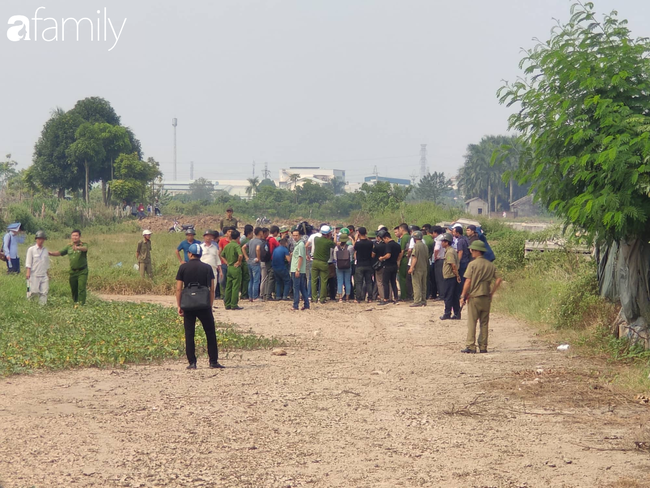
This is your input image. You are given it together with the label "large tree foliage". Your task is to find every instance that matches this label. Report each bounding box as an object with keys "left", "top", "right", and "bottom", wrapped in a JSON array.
[
  {"left": 31, "top": 97, "right": 141, "bottom": 201},
  {"left": 498, "top": 3, "right": 650, "bottom": 241},
  {"left": 412, "top": 172, "right": 452, "bottom": 204},
  {"left": 360, "top": 181, "right": 411, "bottom": 212},
  {"left": 498, "top": 2, "right": 650, "bottom": 331},
  {"left": 188, "top": 177, "right": 215, "bottom": 202},
  {"left": 66, "top": 123, "right": 106, "bottom": 203},
  {"left": 110, "top": 153, "right": 161, "bottom": 203}
]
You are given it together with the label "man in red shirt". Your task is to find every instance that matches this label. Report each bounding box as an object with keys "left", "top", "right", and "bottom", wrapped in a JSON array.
[
  {"left": 217, "top": 227, "right": 233, "bottom": 298},
  {"left": 264, "top": 225, "right": 280, "bottom": 300}
]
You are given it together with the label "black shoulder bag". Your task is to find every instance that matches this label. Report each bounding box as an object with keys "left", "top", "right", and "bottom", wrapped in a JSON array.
[{"left": 180, "top": 282, "right": 211, "bottom": 311}]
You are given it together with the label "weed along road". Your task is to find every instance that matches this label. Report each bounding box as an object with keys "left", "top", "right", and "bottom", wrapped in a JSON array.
[{"left": 1, "top": 297, "right": 649, "bottom": 488}]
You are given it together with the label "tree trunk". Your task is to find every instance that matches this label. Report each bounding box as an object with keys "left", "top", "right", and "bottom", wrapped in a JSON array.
[
  {"left": 597, "top": 239, "right": 650, "bottom": 347},
  {"left": 509, "top": 178, "right": 514, "bottom": 205},
  {"left": 494, "top": 194, "right": 498, "bottom": 214},
  {"left": 57, "top": 188, "right": 65, "bottom": 199},
  {"left": 101, "top": 180, "right": 107, "bottom": 206},
  {"left": 487, "top": 183, "right": 491, "bottom": 215},
  {"left": 85, "top": 160, "right": 89, "bottom": 204}
]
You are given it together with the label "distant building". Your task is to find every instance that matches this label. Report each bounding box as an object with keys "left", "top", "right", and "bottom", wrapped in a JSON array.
[
  {"left": 465, "top": 197, "right": 489, "bottom": 216},
  {"left": 279, "top": 167, "right": 345, "bottom": 189},
  {"left": 510, "top": 194, "right": 544, "bottom": 218},
  {"left": 162, "top": 180, "right": 258, "bottom": 199},
  {"left": 363, "top": 176, "right": 411, "bottom": 187}
]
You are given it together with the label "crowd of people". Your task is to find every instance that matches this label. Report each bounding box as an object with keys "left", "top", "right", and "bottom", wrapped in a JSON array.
[{"left": 2, "top": 210, "right": 502, "bottom": 370}]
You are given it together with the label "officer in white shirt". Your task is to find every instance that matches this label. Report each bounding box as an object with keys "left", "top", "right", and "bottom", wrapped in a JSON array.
[
  {"left": 200, "top": 230, "right": 222, "bottom": 300},
  {"left": 25, "top": 230, "right": 51, "bottom": 305}
]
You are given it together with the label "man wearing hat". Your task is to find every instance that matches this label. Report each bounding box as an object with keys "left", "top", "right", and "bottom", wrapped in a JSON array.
[
  {"left": 25, "top": 231, "right": 50, "bottom": 305},
  {"left": 175, "top": 243, "right": 223, "bottom": 369},
  {"left": 200, "top": 230, "right": 222, "bottom": 298},
  {"left": 459, "top": 240, "right": 502, "bottom": 353},
  {"left": 136, "top": 230, "right": 154, "bottom": 280},
  {"left": 440, "top": 233, "right": 461, "bottom": 320},
  {"left": 408, "top": 231, "right": 429, "bottom": 307},
  {"left": 219, "top": 208, "right": 238, "bottom": 231},
  {"left": 311, "top": 225, "right": 336, "bottom": 304},
  {"left": 3, "top": 223, "right": 21, "bottom": 274},
  {"left": 175, "top": 229, "right": 197, "bottom": 263}
]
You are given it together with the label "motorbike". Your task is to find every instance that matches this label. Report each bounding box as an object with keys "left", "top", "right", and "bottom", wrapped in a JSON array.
[
  {"left": 168, "top": 220, "right": 195, "bottom": 233},
  {"left": 255, "top": 216, "right": 271, "bottom": 226}
]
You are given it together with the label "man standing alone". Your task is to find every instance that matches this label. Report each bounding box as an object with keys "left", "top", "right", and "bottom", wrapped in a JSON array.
[
  {"left": 460, "top": 240, "right": 502, "bottom": 354},
  {"left": 49, "top": 230, "right": 89, "bottom": 305},
  {"left": 25, "top": 231, "right": 50, "bottom": 305},
  {"left": 408, "top": 231, "right": 429, "bottom": 307},
  {"left": 175, "top": 243, "right": 223, "bottom": 369},
  {"left": 136, "top": 230, "right": 154, "bottom": 280},
  {"left": 219, "top": 207, "right": 238, "bottom": 231}
]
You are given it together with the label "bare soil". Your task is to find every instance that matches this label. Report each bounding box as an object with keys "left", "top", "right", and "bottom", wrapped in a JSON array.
[{"left": 1, "top": 297, "right": 649, "bottom": 488}]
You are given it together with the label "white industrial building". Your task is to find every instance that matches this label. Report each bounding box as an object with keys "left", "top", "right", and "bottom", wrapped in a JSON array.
[
  {"left": 162, "top": 180, "right": 253, "bottom": 199},
  {"left": 278, "top": 167, "right": 345, "bottom": 189}
]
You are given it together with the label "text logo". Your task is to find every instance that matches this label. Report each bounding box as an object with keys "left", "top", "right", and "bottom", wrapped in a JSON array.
[{"left": 6, "top": 7, "right": 127, "bottom": 51}]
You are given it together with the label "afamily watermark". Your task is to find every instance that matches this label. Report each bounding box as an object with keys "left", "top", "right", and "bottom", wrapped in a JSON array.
[{"left": 7, "top": 7, "right": 127, "bottom": 51}]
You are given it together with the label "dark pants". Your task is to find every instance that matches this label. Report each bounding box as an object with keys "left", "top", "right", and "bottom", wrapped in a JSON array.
[
  {"left": 443, "top": 277, "right": 460, "bottom": 317},
  {"left": 434, "top": 260, "right": 445, "bottom": 298},
  {"left": 292, "top": 273, "right": 310, "bottom": 310},
  {"left": 183, "top": 308, "right": 219, "bottom": 365},
  {"left": 70, "top": 269, "right": 88, "bottom": 304},
  {"left": 459, "top": 261, "right": 469, "bottom": 289},
  {"left": 328, "top": 264, "right": 337, "bottom": 300},
  {"left": 355, "top": 265, "right": 374, "bottom": 301},
  {"left": 383, "top": 265, "right": 399, "bottom": 301},
  {"left": 429, "top": 262, "right": 437, "bottom": 298},
  {"left": 6, "top": 258, "right": 19, "bottom": 274},
  {"left": 274, "top": 266, "right": 291, "bottom": 299}
]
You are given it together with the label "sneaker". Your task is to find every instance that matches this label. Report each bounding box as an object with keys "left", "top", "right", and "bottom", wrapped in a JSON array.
[
  {"left": 460, "top": 348, "right": 476, "bottom": 354},
  {"left": 186, "top": 363, "right": 197, "bottom": 370},
  {"left": 230, "top": 306, "right": 244, "bottom": 311}
]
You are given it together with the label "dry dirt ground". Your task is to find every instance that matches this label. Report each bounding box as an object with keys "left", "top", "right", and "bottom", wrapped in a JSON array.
[{"left": 1, "top": 296, "right": 650, "bottom": 488}]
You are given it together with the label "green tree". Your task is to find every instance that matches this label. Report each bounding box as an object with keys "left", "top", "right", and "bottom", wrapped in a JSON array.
[
  {"left": 498, "top": 2, "right": 650, "bottom": 331},
  {"left": 96, "top": 123, "right": 132, "bottom": 205},
  {"left": 66, "top": 123, "right": 106, "bottom": 203},
  {"left": 326, "top": 176, "right": 347, "bottom": 195},
  {"left": 360, "top": 181, "right": 411, "bottom": 212},
  {"left": 296, "top": 181, "right": 334, "bottom": 206},
  {"left": 188, "top": 177, "right": 215, "bottom": 202},
  {"left": 413, "top": 172, "right": 452, "bottom": 204},
  {"left": 111, "top": 153, "right": 161, "bottom": 203},
  {"left": 246, "top": 177, "right": 260, "bottom": 198},
  {"left": 0, "top": 154, "right": 18, "bottom": 191}
]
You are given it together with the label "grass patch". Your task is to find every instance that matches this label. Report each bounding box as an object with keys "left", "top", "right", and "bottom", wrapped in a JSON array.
[
  {"left": 493, "top": 250, "right": 650, "bottom": 392},
  {"left": 0, "top": 274, "right": 282, "bottom": 376}
]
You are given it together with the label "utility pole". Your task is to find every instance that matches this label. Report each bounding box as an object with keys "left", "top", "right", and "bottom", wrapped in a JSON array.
[
  {"left": 252, "top": 161, "right": 256, "bottom": 177},
  {"left": 409, "top": 172, "right": 418, "bottom": 185},
  {"left": 190, "top": 161, "right": 194, "bottom": 181},
  {"left": 419, "top": 144, "right": 428, "bottom": 180},
  {"left": 263, "top": 162, "right": 271, "bottom": 179},
  {"left": 172, "top": 118, "right": 178, "bottom": 181}
]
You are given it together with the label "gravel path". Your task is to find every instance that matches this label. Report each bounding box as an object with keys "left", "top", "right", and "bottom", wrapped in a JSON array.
[{"left": 1, "top": 296, "right": 648, "bottom": 487}]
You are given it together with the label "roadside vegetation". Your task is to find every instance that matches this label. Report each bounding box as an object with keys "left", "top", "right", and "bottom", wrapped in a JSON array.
[{"left": 0, "top": 274, "right": 282, "bottom": 376}]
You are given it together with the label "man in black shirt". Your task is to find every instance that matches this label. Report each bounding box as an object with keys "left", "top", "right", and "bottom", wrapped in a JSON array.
[
  {"left": 175, "top": 243, "right": 223, "bottom": 370},
  {"left": 377, "top": 232, "right": 401, "bottom": 305},
  {"left": 353, "top": 227, "right": 374, "bottom": 303}
]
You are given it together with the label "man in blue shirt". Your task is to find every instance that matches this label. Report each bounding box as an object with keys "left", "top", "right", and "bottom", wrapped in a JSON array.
[
  {"left": 3, "top": 223, "right": 21, "bottom": 274},
  {"left": 272, "top": 238, "right": 291, "bottom": 300},
  {"left": 175, "top": 229, "right": 197, "bottom": 263}
]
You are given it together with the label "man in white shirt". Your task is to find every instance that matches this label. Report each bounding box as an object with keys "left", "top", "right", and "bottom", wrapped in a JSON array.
[
  {"left": 200, "top": 231, "right": 222, "bottom": 300},
  {"left": 25, "top": 230, "right": 50, "bottom": 305}
]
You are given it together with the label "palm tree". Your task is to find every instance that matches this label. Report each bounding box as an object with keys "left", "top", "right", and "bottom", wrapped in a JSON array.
[
  {"left": 246, "top": 177, "right": 260, "bottom": 198},
  {"left": 458, "top": 138, "right": 507, "bottom": 214},
  {"left": 289, "top": 173, "right": 300, "bottom": 190}
]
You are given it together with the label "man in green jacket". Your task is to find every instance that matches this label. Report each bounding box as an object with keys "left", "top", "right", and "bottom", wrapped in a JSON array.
[
  {"left": 311, "top": 225, "right": 335, "bottom": 304},
  {"left": 222, "top": 229, "right": 244, "bottom": 310},
  {"left": 49, "top": 229, "right": 89, "bottom": 305}
]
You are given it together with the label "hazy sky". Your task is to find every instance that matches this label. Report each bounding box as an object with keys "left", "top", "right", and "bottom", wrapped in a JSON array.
[{"left": 2, "top": 0, "right": 649, "bottom": 183}]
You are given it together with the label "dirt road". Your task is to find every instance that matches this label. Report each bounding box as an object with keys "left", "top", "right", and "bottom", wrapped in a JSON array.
[{"left": 1, "top": 297, "right": 649, "bottom": 488}]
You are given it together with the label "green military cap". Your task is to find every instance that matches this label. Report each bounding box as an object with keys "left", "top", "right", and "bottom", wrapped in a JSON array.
[
  {"left": 279, "top": 226, "right": 289, "bottom": 233},
  {"left": 442, "top": 233, "right": 453, "bottom": 243},
  {"left": 412, "top": 231, "right": 423, "bottom": 240},
  {"left": 469, "top": 240, "right": 487, "bottom": 252},
  {"left": 367, "top": 231, "right": 377, "bottom": 238},
  {"left": 35, "top": 230, "right": 47, "bottom": 239}
]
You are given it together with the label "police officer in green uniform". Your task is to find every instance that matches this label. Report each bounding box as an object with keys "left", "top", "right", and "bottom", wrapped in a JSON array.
[
  {"left": 222, "top": 229, "right": 244, "bottom": 310},
  {"left": 459, "top": 240, "right": 502, "bottom": 354},
  {"left": 219, "top": 208, "right": 238, "bottom": 231},
  {"left": 49, "top": 229, "right": 89, "bottom": 305},
  {"left": 408, "top": 231, "right": 429, "bottom": 307}
]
